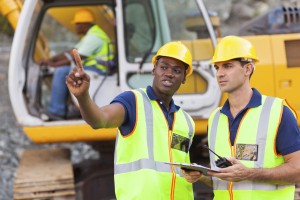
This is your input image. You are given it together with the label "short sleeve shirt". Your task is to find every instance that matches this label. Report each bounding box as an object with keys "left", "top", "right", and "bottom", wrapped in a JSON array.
[{"left": 75, "top": 25, "right": 103, "bottom": 57}]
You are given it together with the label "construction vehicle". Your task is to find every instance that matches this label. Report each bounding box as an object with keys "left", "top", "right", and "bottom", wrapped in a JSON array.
[{"left": 1, "top": 0, "right": 300, "bottom": 199}]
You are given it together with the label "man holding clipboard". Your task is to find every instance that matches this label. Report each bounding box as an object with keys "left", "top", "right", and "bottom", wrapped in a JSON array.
[{"left": 182, "top": 36, "right": 300, "bottom": 200}]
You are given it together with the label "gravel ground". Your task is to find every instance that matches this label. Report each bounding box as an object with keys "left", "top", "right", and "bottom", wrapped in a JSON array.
[
  {"left": 0, "top": 42, "right": 99, "bottom": 200},
  {"left": 0, "top": 45, "right": 23, "bottom": 200}
]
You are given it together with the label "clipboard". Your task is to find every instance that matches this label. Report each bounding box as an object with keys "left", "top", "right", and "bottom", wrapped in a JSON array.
[{"left": 164, "top": 162, "right": 220, "bottom": 175}]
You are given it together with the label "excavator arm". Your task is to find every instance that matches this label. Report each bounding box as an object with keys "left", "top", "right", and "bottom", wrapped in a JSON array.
[
  {"left": 0, "top": 0, "right": 49, "bottom": 60},
  {"left": 0, "top": 0, "right": 22, "bottom": 30}
]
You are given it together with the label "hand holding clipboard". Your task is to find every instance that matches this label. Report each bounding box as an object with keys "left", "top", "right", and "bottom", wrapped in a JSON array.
[{"left": 164, "top": 162, "right": 219, "bottom": 176}]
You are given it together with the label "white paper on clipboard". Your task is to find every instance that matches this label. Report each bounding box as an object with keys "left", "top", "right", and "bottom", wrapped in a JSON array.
[{"left": 164, "top": 162, "right": 220, "bottom": 176}]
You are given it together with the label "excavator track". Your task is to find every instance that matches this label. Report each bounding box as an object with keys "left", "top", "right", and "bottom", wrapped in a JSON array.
[{"left": 13, "top": 148, "right": 75, "bottom": 200}]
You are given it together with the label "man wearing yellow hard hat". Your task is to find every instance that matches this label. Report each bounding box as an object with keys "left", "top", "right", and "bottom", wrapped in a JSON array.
[
  {"left": 182, "top": 35, "right": 300, "bottom": 200},
  {"left": 66, "top": 41, "right": 196, "bottom": 199},
  {"left": 39, "top": 9, "right": 114, "bottom": 121}
]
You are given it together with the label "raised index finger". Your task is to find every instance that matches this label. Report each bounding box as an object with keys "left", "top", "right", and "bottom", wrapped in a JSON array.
[{"left": 72, "top": 49, "right": 84, "bottom": 72}]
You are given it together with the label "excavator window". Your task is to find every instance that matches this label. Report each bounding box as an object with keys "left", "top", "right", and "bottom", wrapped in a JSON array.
[
  {"left": 285, "top": 39, "right": 300, "bottom": 68},
  {"left": 123, "top": 0, "right": 155, "bottom": 63}
]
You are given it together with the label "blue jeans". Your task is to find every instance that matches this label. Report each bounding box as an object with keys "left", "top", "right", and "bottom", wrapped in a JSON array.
[{"left": 48, "top": 65, "right": 106, "bottom": 117}]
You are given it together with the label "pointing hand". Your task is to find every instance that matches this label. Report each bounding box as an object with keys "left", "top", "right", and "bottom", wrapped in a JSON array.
[{"left": 65, "top": 49, "right": 90, "bottom": 97}]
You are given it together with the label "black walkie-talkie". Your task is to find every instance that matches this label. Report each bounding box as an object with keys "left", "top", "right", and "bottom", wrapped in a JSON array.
[{"left": 203, "top": 145, "right": 232, "bottom": 168}]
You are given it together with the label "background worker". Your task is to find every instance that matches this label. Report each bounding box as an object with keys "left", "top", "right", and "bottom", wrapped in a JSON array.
[
  {"left": 40, "top": 9, "right": 114, "bottom": 120},
  {"left": 182, "top": 35, "right": 300, "bottom": 200},
  {"left": 66, "top": 41, "right": 196, "bottom": 199}
]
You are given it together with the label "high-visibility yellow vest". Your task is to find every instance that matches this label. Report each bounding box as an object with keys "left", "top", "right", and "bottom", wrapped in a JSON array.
[
  {"left": 82, "top": 25, "right": 114, "bottom": 72},
  {"left": 114, "top": 88, "right": 195, "bottom": 200},
  {"left": 208, "top": 95, "right": 295, "bottom": 200}
]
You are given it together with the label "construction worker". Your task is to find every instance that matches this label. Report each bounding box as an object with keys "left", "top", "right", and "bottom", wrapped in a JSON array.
[
  {"left": 66, "top": 41, "right": 195, "bottom": 199},
  {"left": 40, "top": 9, "right": 114, "bottom": 120},
  {"left": 182, "top": 36, "right": 300, "bottom": 200}
]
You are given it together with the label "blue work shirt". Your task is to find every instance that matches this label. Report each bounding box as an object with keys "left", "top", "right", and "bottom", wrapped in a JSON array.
[
  {"left": 111, "top": 85, "right": 180, "bottom": 136},
  {"left": 220, "top": 88, "right": 300, "bottom": 155}
]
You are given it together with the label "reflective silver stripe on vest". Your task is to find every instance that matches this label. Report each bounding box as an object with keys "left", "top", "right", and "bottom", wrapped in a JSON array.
[
  {"left": 138, "top": 88, "right": 154, "bottom": 160},
  {"left": 115, "top": 158, "right": 173, "bottom": 174},
  {"left": 209, "top": 110, "right": 221, "bottom": 190},
  {"left": 211, "top": 97, "right": 291, "bottom": 190},
  {"left": 182, "top": 111, "right": 194, "bottom": 149},
  {"left": 209, "top": 110, "right": 220, "bottom": 168},
  {"left": 255, "top": 97, "right": 275, "bottom": 169},
  {"left": 114, "top": 89, "right": 191, "bottom": 176}
]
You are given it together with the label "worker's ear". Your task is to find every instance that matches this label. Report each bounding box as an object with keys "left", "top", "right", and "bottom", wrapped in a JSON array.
[
  {"left": 181, "top": 69, "right": 187, "bottom": 84},
  {"left": 152, "top": 66, "right": 156, "bottom": 74},
  {"left": 182, "top": 76, "right": 186, "bottom": 84},
  {"left": 245, "top": 63, "right": 253, "bottom": 76}
]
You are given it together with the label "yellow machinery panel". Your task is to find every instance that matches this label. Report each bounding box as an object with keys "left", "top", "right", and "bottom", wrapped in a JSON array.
[{"left": 24, "top": 125, "right": 117, "bottom": 144}]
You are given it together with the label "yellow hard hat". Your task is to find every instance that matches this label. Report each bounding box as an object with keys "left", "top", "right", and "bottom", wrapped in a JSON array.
[
  {"left": 211, "top": 35, "right": 259, "bottom": 64},
  {"left": 72, "top": 9, "right": 95, "bottom": 24},
  {"left": 152, "top": 41, "right": 193, "bottom": 77}
]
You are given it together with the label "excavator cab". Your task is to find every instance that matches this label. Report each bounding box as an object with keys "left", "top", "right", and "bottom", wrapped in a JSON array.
[
  {"left": 8, "top": 0, "right": 220, "bottom": 143},
  {"left": 29, "top": 5, "right": 117, "bottom": 120}
]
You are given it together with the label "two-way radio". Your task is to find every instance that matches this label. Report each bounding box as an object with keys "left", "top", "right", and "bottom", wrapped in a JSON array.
[{"left": 202, "top": 145, "right": 232, "bottom": 168}]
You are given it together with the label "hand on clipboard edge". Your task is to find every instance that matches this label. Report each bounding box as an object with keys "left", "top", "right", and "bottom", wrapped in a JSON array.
[{"left": 164, "top": 162, "right": 220, "bottom": 176}]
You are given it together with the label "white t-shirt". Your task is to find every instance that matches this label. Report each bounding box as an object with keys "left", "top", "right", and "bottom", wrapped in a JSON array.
[{"left": 75, "top": 31, "right": 103, "bottom": 57}]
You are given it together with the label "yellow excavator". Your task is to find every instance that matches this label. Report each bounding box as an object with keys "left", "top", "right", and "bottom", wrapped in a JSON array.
[{"left": 1, "top": 0, "right": 300, "bottom": 199}]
